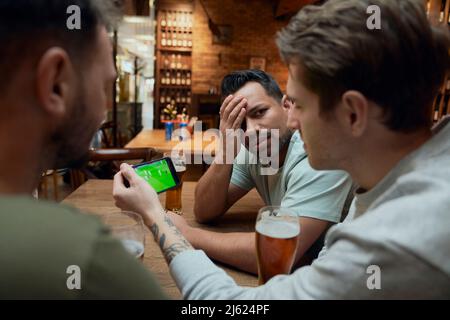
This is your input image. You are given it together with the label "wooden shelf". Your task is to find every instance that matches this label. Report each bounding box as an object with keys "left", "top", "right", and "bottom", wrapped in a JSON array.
[
  {"left": 160, "top": 67, "right": 191, "bottom": 71},
  {"left": 159, "top": 84, "right": 192, "bottom": 89},
  {"left": 157, "top": 46, "right": 193, "bottom": 53},
  {"left": 154, "top": 1, "right": 194, "bottom": 129},
  {"left": 160, "top": 26, "right": 193, "bottom": 33}
]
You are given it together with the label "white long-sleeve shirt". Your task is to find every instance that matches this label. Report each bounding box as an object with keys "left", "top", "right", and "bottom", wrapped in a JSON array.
[{"left": 169, "top": 117, "right": 450, "bottom": 299}]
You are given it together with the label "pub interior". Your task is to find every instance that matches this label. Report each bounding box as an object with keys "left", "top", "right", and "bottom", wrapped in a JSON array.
[{"left": 1, "top": 0, "right": 450, "bottom": 302}]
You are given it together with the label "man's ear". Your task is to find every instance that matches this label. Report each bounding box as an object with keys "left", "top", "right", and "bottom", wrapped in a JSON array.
[
  {"left": 281, "top": 95, "right": 292, "bottom": 112},
  {"left": 35, "top": 48, "right": 74, "bottom": 119},
  {"left": 340, "top": 90, "right": 369, "bottom": 137}
]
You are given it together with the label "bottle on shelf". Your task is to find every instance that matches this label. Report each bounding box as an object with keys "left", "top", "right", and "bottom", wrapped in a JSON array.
[
  {"left": 188, "top": 13, "right": 193, "bottom": 29},
  {"left": 171, "top": 71, "right": 176, "bottom": 85},
  {"left": 172, "top": 32, "right": 177, "bottom": 47},
  {"left": 181, "top": 12, "right": 186, "bottom": 29},
  {"left": 167, "top": 30, "right": 172, "bottom": 46},
  {"left": 170, "top": 54, "right": 176, "bottom": 69},
  {"left": 187, "top": 91, "right": 191, "bottom": 104},
  {"left": 181, "top": 71, "right": 186, "bottom": 85},
  {"left": 161, "top": 31, "right": 167, "bottom": 47},
  {"left": 167, "top": 11, "right": 172, "bottom": 28},
  {"left": 187, "top": 32, "right": 193, "bottom": 48},
  {"left": 176, "top": 54, "right": 182, "bottom": 69},
  {"left": 179, "top": 12, "right": 185, "bottom": 29},
  {"left": 165, "top": 71, "right": 170, "bottom": 85},
  {"left": 173, "top": 11, "right": 178, "bottom": 28},
  {"left": 181, "top": 90, "right": 186, "bottom": 104},
  {"left": 161, "top": 11, "right": 167, "bottom": 27},
  {"left": 162, "top": 72, "right": 166, "bottom": 85},
  {"left": 184, "top": 12, "right": 189, "bottom": 29},
  {"left": 176, "top": 71, "right": 181, "bottom": 85},
  {"left": 163, "top": 54, "right": 169, "bottom": 69},
  {"left": 165, "top": 90, "right": 170, "bottom": 104},
  {"left": 177, "top": 33, "right": 183, "bottom": 47},
  {"left": 186, "top": 71, "right": 191, "bottom": 86},
  {"left": 174, "top": 11, "right": 179, "bottom": 29},
  {"left": 182, "top": 32, "right": 188, "bottom": 48}
]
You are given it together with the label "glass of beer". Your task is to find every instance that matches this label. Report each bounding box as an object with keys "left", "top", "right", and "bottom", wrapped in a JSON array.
[
  {"left": 102, "top": 210, "right": 145, "bottom": 261},
  {"left": 255, "top": 206, "right": 300, "bottom": 285},
  {"left": 164, "top": 151, "right": 186, "bottom": 214}
]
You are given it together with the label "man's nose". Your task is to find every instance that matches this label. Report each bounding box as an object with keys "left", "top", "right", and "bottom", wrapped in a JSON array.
[{"left": 245, "top": 119, "right": 260, "bottom": 133}]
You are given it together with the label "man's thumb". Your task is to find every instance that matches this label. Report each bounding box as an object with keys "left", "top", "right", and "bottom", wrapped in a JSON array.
[{"left": 120, "top": 163, "right": 137, "bottom": 185}]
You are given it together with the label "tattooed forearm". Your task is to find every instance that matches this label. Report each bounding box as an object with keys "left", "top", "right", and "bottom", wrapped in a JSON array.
[
  {"left": 159, "top": 233, "right": 166, "bottom": 249},
  {"left": 163, "top": 242, "right": 192, "bottom": 264},
  {"left": 164, "top": 215, "right": 176, "bottom": 227},
  {"left": 149, "top": 215, "right": 193, "bottom": 264},
  {"left": 164, "top": 215, "right": 185, "bottom": 238},
  {"left": 150, "top": 223, "right": 159, "bottom": 241}
]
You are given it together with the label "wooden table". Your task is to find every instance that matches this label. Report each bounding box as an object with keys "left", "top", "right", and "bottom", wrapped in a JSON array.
[
  {"left": 126, "top": 129, "right": 219, "bottom": 158},
  {"left": 63, "top": 180, "right": 263, "bottom": 299}
]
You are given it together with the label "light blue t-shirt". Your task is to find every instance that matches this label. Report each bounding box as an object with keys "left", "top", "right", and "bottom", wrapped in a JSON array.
[{"left": 230, "top": 131, "right": 352, "bottom": 222}]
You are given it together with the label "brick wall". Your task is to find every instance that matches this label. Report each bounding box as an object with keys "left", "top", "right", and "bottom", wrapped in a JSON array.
[{"left": 192, "top": 0, "right": 290, "bottom": 94}]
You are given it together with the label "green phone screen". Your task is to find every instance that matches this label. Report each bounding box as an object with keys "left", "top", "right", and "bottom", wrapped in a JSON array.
[{"left": 134, "top": 159, "right": 177, "bottom": 193}]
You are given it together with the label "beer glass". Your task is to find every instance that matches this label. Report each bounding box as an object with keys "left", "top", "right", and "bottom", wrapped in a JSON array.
[
  {"left": 255, "top": 206, "right": 300, "bottom": 285},
  {"left": 102, "top": 211, "right": 145, "bottom": 261},
  {"left": 164, "top": 151, "right": 186, "bottom": 214}
]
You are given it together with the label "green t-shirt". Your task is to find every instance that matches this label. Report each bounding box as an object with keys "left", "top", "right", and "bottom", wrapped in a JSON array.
[
  {"left": 231, "top": 131, "right": 352, "bottom": 222},
  {"left": 0, "top": 196, "right": 167, "bottom": 299}
]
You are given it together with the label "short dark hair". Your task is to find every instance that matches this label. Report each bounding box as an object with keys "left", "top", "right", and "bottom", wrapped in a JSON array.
[
  {"left": 221, "top": 69, "right": 284, "bottom": 103},
  {"left": 0, "top": 0, "right": 122, "bottom": 93},
  {"left": 276, "top": 0, "right": 450, "bottom": 132}
]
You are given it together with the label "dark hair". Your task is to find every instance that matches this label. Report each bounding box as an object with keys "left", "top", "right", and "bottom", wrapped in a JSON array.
[
  {"left": 276, "top": 0, "right": 450, "bottom": 132},
  {"left": 221, "top": 69, "right": 284, "bottom": 103},
  {"left": 0, "top": 0, "right": 122, "bottom": 92}
]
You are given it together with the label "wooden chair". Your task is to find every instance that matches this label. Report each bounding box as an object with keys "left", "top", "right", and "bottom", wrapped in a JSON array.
[
  {"left": 38, "top": 168, "right": 72, "bottom": 201},
  {"left": 38, "top": 170, "right": 59, "bottom": 200},
  {"left": 70, "top": 147, "right": 162, "bottom": 190},
  {"left": 98, "top": 121, "right": 127, "bottom": 148},
  {"left": 99, "top": 121, "right": 115, "bottom": 148}
]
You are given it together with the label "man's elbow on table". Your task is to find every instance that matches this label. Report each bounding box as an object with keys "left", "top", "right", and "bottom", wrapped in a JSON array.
[
  {"left": 193, "top": 207, "right": 225, "bottom": 224},
  {"left": 193, "top": 192, "right": 225, "bottom": 224}
]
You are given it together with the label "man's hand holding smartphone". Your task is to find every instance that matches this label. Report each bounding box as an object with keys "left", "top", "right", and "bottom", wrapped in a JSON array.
[{"left": 113, "top": 163, "right": 164, "bottom": 226}]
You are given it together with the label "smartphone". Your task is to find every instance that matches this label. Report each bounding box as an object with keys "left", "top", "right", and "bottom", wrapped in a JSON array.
[{"left": 132, "top": 157, "right": 181, "bottom": 194}]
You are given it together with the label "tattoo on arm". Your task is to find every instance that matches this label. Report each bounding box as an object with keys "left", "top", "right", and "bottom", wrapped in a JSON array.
[
  {"left": 149, "top": 216, "right": 193, "bottom": 264},
  {"left": 163, "top": 242, "right": 192, "bottom": 264},
  {"left": 150, "top": 223, "right": 159, "bottom": 242},
  {"left": 159, "top": 233, "right": 166, "bottom": 249}
]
